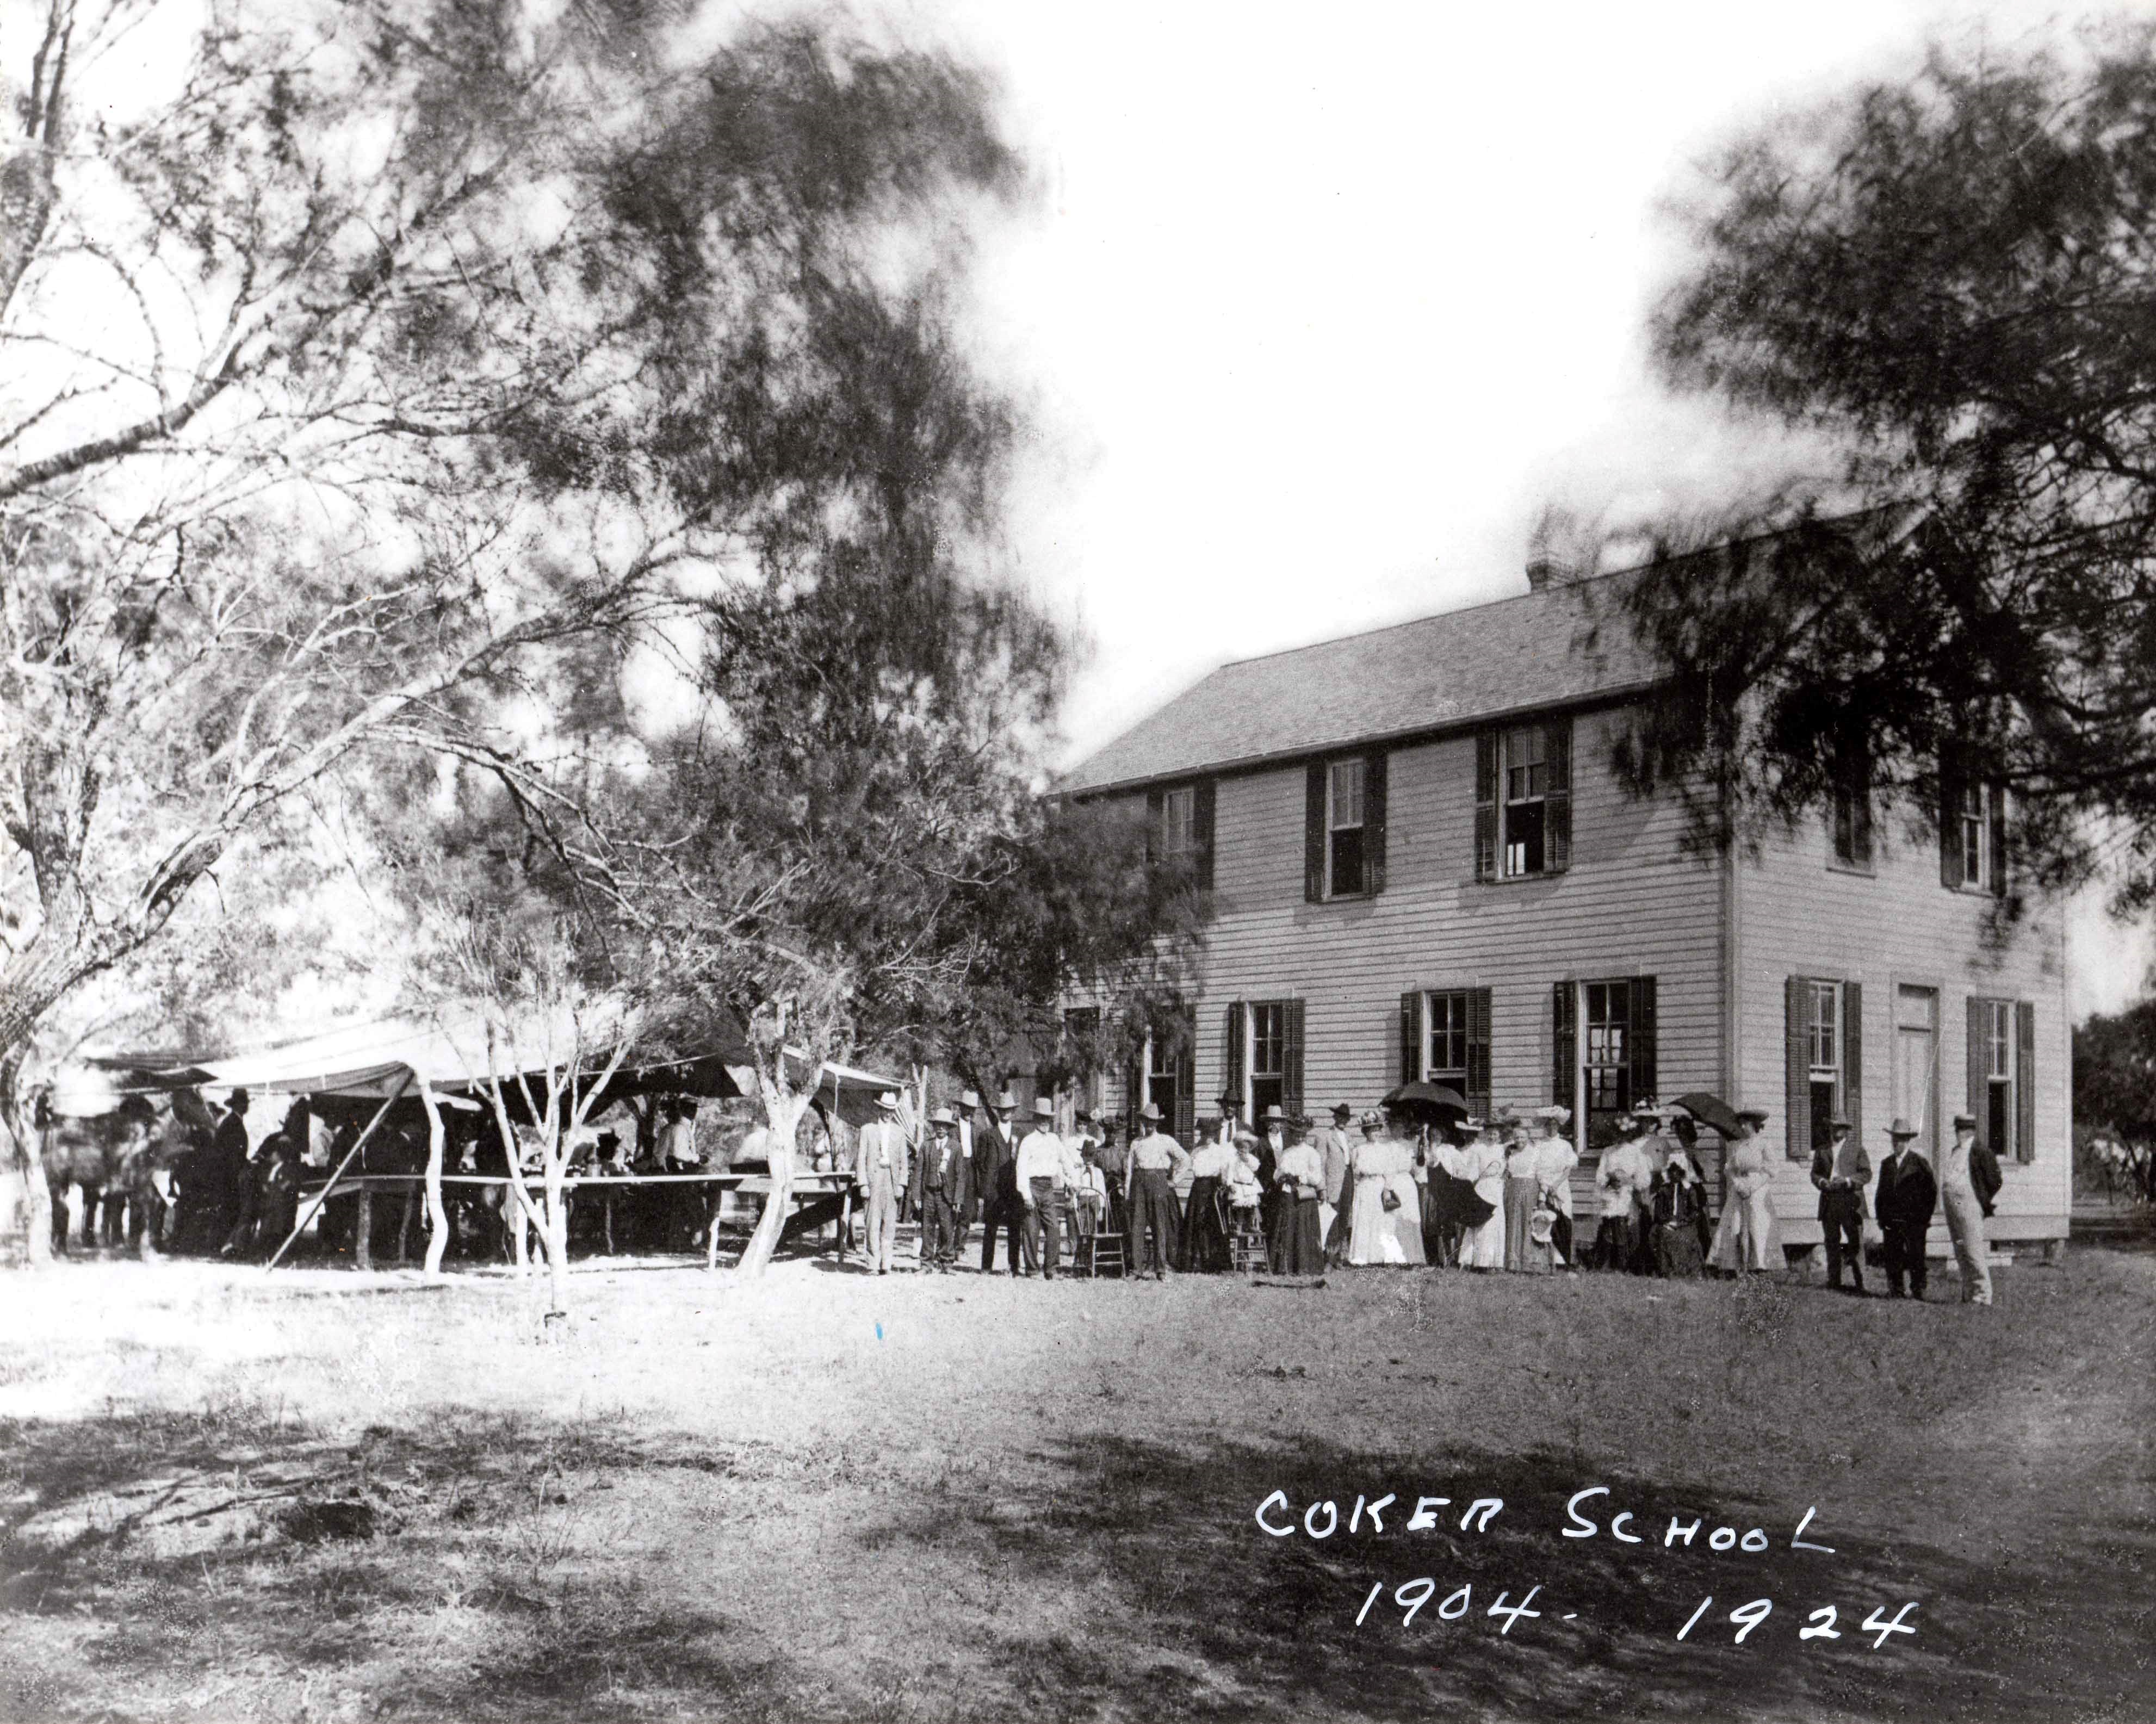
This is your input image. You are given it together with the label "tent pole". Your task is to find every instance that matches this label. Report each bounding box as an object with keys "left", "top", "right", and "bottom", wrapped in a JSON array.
[{"left": 265, "top": 1069, "right": 414, "bottom": 1273}]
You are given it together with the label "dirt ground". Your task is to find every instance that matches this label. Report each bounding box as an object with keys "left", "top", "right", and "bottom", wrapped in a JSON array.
[{"left": 1, "top": 1237, "right": 2151, "bottom": 1723}]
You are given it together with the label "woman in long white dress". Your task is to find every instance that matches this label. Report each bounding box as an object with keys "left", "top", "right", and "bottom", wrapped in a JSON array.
[
  {"left": 1346, "top": 1130, "right": 1423, "bottom": 1266},
  {"left": 1459, "top": 1119, "right": 1508, "bottom": 1270},
  {"left": 1708, "top": 1111, "right": 1779, "bottom": 1273},
  {"left": 1532, "top": 1107, "right": 1579, "bottom": 1269}
]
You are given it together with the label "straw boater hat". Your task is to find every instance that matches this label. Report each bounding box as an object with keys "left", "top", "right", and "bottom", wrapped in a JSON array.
[
  {"left": 928, "top": 1107, "right": 956, "bottom": 1127},
  {"left": 1031, "top": 1096, "right": 1055, "bottom": 1119},
  {"left": 1138, "top": 1101, "right": 1164, "bottom": 1123},
  {"left": 1952, "top": 1111, "right": 1977, "bottom": 1130},
  {"left": 1737, "top": 1107, "right": 1769, "bottom": 1125},
  {"left": 1887, "top": 1118, "right": 1920, "bottom": 1139}
]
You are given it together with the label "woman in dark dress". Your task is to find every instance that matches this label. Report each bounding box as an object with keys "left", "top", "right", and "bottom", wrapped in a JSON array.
[
  {"left": 1178, "top": 1134, "right": 1236, "bottom": 1272},
  {"left": 1267, "top": 1123, "right": 1327, "bottom": 1274}
]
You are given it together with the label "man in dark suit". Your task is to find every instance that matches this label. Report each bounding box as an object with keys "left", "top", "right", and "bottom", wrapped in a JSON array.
[
  {"left": 1874, "top": 1118, "right": 1937, "bottom": 1300},
  {"left": 915, "top": 1107, "right": 969, "bottom": 1270},
  {"left": 976, "top": 1089, "right": 1031, "bottom": 1274},
  {"left": 1810, "top": 1115, "right": 1872, "bottom": 1295}
]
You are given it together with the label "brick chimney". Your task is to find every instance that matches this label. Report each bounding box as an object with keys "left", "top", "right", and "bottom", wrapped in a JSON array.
[{"left": 1525, "top": 556, "right": 1560, "bottom": 591}]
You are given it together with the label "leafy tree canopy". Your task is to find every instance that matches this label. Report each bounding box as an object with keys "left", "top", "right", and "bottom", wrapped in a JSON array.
[{"left": 1606, "top": 22, "right": 2156, "bottom": 914}]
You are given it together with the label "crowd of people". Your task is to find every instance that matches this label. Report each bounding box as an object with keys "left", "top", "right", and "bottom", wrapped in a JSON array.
[{"left": 871, "top": 1086, "right": 2005, "bottom": 1303}]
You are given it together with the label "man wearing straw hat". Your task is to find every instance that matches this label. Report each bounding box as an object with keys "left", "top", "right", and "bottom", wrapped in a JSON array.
[
  {"left": 1810, "top": 1114, "right": 1873, "bottom": 1295},
  {"left": 1014, "top": 1095, "right": 1074, "bottom": 1279},
  {"left": 857, "top": 1092, "right": 911, "bottom": 1275},
  {"left": 1874, "top": 1118, "right": 1937, "bottom": 1300},
  {"left": 916, "top": 1107, "right": 968, "bottom": 1271},
  {"left": 977, "top": 1089, "right": 1032, "bottom": 1275}
]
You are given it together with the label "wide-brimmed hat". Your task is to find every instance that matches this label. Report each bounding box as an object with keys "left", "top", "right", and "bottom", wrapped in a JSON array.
[
  {"left": 928, "top": 1107, "right": 956, "bottom": 1127},
  {"left": 1031, "top": 1096, "right": 1055, "bottom": 1119},
  {"left": 1830, "top": 1115, "right": 1853, "bottom": 1131},
  {"left": 960, "top": 1089, "right": 982, "bottom": 1109},
  {"left": 1492, "top": 1106, "right": 1521, "bottom": 1125},
  {"left": 875, "top": 1092, "right": 901, "bottom": 1111},
  {"left": 1331, "top": 1102, "right": 1353, "bottom": 1120},
  {"left": 1075, "top": 1106, "right": 1096, "bottom": 1123},
  {"left": 1234, "top": 1129, "right": 1260, "bottom": 1147},
  {"left": 1534, "top": 1105, "right": 1571, "bottom": 1124},
  {"left": 1887, "top": 1117, "right": 1920, "bottom": 1139},
  {"left": 1138, "top": 1101, "right": 1164, "bottom": 1123},
  {"left": 228, "top": 1087, "right": 251, "bottom": 1107},
  {"left": 1217, "top": 1090, "right": 1239, "bottom": 1109},
  {"left": 1736, "top": 1107, "right": 1769, "bottom": 1125},
  {"left": 1952, "top": 1111, "right": 1977, "bottom": 1130},
  {"left": 993, "top": 1090, "right": 1018, "bottom": 1110},
  {"left": 1461, "top": 1115, "right": 1485, "bottom": 1132},
  {"left": 1359, "top": 1110, "right": 1384, "bottom": 1130}
]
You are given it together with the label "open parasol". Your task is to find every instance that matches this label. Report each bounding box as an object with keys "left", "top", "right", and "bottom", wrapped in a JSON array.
[
  {"left": 1381, "top": 1081, "right": 1469, "bottom": 1124},
  {"left": 1670, "top": 1092, "right": 1743, "bottom": 1137}
]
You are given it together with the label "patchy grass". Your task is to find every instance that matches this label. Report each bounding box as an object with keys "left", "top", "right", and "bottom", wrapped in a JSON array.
[{"left": 0, "top": 1248, "right": 2151, "bottom": 1722}]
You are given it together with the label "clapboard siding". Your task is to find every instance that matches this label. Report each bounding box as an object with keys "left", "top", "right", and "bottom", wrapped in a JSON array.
[
  {"left": 1192, "top": 712, "right": 1724, "bottom": 1139},
  {"left": 1733, "top": 807, "right": 2071, "bottom": 1247}
]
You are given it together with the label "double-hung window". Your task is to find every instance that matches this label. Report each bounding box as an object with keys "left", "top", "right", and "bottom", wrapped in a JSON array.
[
  {"left": 1476, "top": 720, "right": 1571, "bottom": 881},
  {"left": 1327, "top": 759, "right": 1366, "bottom": 897},
  {"left": 1807, "top": 980, "right": 1844, "bottom": 1156}
]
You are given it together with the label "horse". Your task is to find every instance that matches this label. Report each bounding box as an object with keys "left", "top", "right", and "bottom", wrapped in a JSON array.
[{"left": 37, "top": 1088, "right": 202, "bottom": 1258}]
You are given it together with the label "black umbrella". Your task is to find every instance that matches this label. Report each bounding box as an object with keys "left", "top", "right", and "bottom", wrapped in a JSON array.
[
  {"left": 1671, "top": 1092, "right": 1743, "bottom": 1137},
  {"left": 1381, "top": 1081, "right": 1469, "bottom": 1123}
]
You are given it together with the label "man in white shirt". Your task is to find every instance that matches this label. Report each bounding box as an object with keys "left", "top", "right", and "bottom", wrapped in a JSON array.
[
  {"left": 1013, "top": 1096, "right": 1071, "bottom": 1279},
  {"left": 856, "top": 1093, "right": 910, "bottom": 1275}
]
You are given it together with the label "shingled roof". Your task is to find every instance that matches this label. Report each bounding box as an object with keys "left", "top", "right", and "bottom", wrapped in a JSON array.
[{"left": 1058, "top": 568, "right": 1662, "bottom": 795}]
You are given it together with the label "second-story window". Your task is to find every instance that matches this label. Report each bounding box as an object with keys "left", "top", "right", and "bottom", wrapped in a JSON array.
[
  {"left": 1830, "top": 746, "right": 1874, "bottom": 871},
  {"left": 1160, "top": 786, "right": 1195, "bottom": 862},
  {"left": 1503, "top": 725, "right": 1547, "bottom": 877},
  {"left": 1476, "top": 719, "right": 1571, "bottom": 882},
  {"left": 1327, "top": 758, "right": 1366, "bottom": 896},
  {"left": 1956, "top": 783, "right": 1988, "bottom": 887}
]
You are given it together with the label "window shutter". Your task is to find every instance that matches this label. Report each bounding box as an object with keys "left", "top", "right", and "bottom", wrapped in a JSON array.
[
  {"left": 1628, "top": 975, "right": 1657, "bottom": 1105},
  {"left": 1467, "top": 987, "right": 1493, "bottom": 1123},
  {"left": 1174, "top": 1005, "right": 1197, "bottom": 1146},
  {"left": 1145, "top": 788, "right": 1162, "bottom": 869},
  {"left": 1399, "top": 990, "right": 1422, "bottom": 1086},
  {"left": 1193, "top": 778, "right": 1216, "bottom": 894},
  {"left": 1785, "top": 975, "right": 1811, "bottom": 1161},
  {"left": 1304, "top": 763, "right": 1326, "bottom": 902},
  {"left": 1552, "top": 982, "right": 1575, "bottom": 1115},
  {"left": 1545, "top": 718, "right": 1573, "bottom": 873},
  {"left": 1125, "top": 1049, "right": 1143, "bottom": 1137},
  {"left": 1364, "top": 749, "right": 1388, "bottom": 896},
  {"left": 1224, "top": 1002, "right": 1245, "bottom": 1117},
  {"left": 1843, "top": 981, "right": 1863, "bottom": 1156},
  {"left": 2014, "top": 1000, "right": 2036, "bottom": 1164},
  {"left": 1966, "top": 997, "right": 1989, "bottom": 1157},
  {"left": 1938, "top": 761, "right": 1961, "bottom": 888},
  {"left": 1283, "top": 999, "right": 1306, "bottom": 1122},
  {"left": 1474, "top": 731, "right": 1498, "bottom": 881},
  {"left": 1988, "top": 785, "right": 2008, "bottom": 897}
]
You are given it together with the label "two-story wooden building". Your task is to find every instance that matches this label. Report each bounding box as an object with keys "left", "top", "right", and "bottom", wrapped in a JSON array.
[{"left": 1059, "top": 565, "right": 2071, "bottom": 1257}]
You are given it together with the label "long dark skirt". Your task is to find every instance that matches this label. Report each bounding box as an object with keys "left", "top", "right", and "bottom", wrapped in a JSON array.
[
  {"left": 1268, "top": 1194, "right": 1324, "bottom": 1275},
  {"left": 1179, "top": 1176, "right": 1232, "bottom": 1272}
]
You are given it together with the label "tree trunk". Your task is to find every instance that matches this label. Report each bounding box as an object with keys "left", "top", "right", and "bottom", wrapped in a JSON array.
[
  {"left": 734, "top": 1090, "right": 810, "bottom": 1279},
  {"left": 542, "top": 1159, "right": 568, "bottom": 1317},
  {"left": 419, "top": 1079, "right": 450, "bottom": 1280}
]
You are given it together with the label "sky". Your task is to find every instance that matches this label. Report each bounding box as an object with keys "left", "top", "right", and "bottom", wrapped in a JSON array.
[{"left": 899, "top": 0, "right": 2156, "bottom": 1019}]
